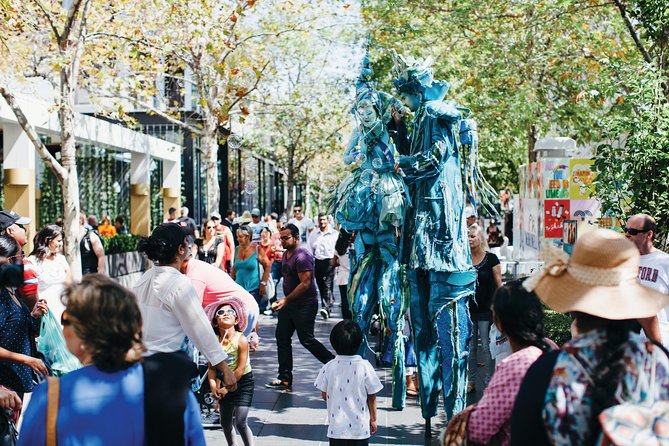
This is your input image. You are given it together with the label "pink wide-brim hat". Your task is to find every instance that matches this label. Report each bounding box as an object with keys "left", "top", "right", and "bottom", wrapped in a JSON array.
[{"left": 204, "top": 296, "right": 247, "bottom": 333}]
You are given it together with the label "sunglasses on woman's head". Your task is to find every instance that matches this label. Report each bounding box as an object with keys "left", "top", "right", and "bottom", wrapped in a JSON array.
[
  {"left": 216, "top": 309, "right": 236, "bottom": 317},
  {"left": 61, "top": 311, "right": 71, "bottom": 326}
]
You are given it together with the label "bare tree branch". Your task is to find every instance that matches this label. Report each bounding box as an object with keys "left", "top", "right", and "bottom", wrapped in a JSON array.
[
  {"left": 224, "top": 60, "right": 270, "bottom": 114},
  {"left": 97, "top": 93, "right": 204, "bottom": 135},
  {"left": 0, "top": 85, "right": 68, "bottom": 181},
  {"left": 60, "top": 0, "right": 86, "bottom": 47},
  {"left": 30, "top": 0, "right": 62, "bottom": 44},
  {"left": 613, "top": 0, "right": 652, "bottom": 64}
]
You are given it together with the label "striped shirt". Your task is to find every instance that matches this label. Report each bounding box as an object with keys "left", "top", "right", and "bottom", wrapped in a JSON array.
[{"left": 19, "top": 257, "right": 39, "bottom": 301}]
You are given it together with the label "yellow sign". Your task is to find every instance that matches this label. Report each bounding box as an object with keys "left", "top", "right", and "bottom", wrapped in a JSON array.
[{"left": 570, "top": 159, "right": 596, "bottom": 199}]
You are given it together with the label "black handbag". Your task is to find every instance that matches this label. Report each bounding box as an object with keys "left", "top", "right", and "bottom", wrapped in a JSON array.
[{"left": 0, "top": 409, "right": 18, "bottom": 446}]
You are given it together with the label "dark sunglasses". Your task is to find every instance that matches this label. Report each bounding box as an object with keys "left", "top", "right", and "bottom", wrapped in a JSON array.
[
  {"left": 206, "top": 225, "right": 216, "bottom": 229},
  {"left": 293, "top": 209, "right": 302, "bottom": 213},
  {"left": 623, "top": 227, "right": 650, "bottom": 235},
  {"left": 280, "top": 235, "right": 292, "bottom": 241},
  {"left": 61, "top": 311, "right": 71, "bottom": 326}
]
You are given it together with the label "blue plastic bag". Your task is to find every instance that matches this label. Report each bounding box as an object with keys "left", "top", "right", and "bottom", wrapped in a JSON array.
[{"left": 37, "top": 310, "right": 81, "bottom": 376}]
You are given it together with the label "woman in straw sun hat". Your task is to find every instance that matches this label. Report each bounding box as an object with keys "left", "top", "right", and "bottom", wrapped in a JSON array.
[{"left": 509, "top": 228, "right": 669, "bottom": 446}]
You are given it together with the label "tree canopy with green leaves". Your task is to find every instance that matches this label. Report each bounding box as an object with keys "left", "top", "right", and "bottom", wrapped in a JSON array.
[{"left": 361, "top": 0, "right": 640, "bottom": 189}]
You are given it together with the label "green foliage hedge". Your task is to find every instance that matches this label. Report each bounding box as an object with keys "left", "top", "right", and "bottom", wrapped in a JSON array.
[
  {"left": 544, "top": 308, "right": 572, "bottom": 347},
  {"left": 100, "top": 234, "right": 142, "bottom": 255}
]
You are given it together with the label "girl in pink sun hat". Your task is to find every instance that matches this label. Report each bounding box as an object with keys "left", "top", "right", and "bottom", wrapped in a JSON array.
[{"left": 205, "top": 297, "right": 254, "bottom": 445}]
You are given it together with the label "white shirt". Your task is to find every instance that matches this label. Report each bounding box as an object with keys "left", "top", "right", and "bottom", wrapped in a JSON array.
[
  {"left": 288, "top": 217, "right": 315, "bottom": 243},
  {"left": 314, "top": 355, "right": 383, "bottom": 440},
  {"left": 133, "top": 266, "right": 227, "bottom": 365},
  {"left": 334, "top": 251, "right": 350, "bottom": 286},
  {"left": 639, "top": 249, "right": 669, "bottom": 346},
  {"left": 307, "top": 226, "right": 338, "bottom": 260}
]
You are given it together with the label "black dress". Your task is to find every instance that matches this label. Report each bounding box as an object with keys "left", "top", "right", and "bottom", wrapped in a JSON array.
[
  {"left": 469, "top": 252, "right": 500, "bottom": 321},
  {"left": 194, "top": 237, "right": 223, "bottom": 264}
]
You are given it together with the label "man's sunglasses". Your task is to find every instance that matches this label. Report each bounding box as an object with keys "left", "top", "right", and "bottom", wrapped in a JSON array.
[
  {"left": 623, "top": 227, "right": 650, "bottom": 235},
  {"left": 280, "top": 235, "right": 292, "bottom": 241}
]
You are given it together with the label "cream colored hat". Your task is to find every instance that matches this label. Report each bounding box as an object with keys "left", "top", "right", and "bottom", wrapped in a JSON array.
[{"left": 524, "top": 228, "right": 669, "bottom": 320}]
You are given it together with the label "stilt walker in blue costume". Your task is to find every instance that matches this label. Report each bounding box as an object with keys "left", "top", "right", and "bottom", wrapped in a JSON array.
[
  {"left": 391, "top": 50, "right": 478, "bottom": 430},
  {"left": 332, "top": 47, "right": 410, "bottom": 409}
]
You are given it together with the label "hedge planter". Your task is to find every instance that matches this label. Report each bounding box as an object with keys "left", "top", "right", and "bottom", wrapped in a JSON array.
[{"left": 106, "top": 251, "right": 149, "bottom": 279}]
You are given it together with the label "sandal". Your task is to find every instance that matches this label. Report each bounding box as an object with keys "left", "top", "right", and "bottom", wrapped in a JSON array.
[{"left": 406, "top": 388, "right": 418, "bottom": 397}]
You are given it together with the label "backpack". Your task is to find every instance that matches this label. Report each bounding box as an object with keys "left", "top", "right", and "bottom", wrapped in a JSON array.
[{"left": 596, "top": 342, "right": 669, "bottom": 446}]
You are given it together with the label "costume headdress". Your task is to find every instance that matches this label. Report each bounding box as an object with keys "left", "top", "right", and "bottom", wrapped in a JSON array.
[
  {"left": 354, "top": 38, "right": 382, "bottom": 118},
  {"left": 390, "top": 49, "right": 449, "bottom": 101}
]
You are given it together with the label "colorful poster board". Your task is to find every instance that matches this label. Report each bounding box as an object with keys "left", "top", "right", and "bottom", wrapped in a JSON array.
[
  {"left": 563, "top": 220, "right": 577, "bottom": 254},
  {"left": 542, "top": 158, "right": 570, "bottom": 199},
  {"left": 570, "top": 159, "right": 596, "bottom": 199},
  {"left": 522, "top": 198, "right": 541, "bottom": 257},
  {"left": 571, "top": 199, "right": 600, "bottom": 226},
  {"left": 544, "top": 199, "right": 571, "bottom": 238}
]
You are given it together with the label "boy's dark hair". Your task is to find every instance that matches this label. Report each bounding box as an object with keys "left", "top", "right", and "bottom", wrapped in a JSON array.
[
  {"left": 283, "top": 223, "right": 300, "bottom": 239},
  {"left": 330, "top": 320, "right": 363, "bottom": 355}
]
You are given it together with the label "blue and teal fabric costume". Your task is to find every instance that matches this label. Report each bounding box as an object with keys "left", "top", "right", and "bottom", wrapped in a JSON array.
[
  {"left": 332, "top": 51, "right": 410, "bottom": 409},
  {"left": 392, "top": 50, "right": 477, "bottom": 420}
]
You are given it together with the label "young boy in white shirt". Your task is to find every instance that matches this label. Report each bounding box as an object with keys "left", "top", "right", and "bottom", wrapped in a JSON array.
[{"left": 315, "top": 320, "right": 383, "bottom": 445}]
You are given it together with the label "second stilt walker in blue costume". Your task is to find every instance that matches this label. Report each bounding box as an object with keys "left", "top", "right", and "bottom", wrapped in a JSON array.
[
  {"left": 391, "top": 50, "right": 477, "bottom": 425},
  {"left": 332, "top": 48, "right": 410, "bottom": 409}
]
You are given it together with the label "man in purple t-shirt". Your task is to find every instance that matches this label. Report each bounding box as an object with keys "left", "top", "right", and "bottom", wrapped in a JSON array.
[{"left": 266, "top": 223, "right": 334, "bottom": 390}]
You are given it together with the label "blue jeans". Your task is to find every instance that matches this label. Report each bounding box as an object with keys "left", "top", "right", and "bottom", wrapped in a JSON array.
[
  {"left": 468, "top": 319, "right": 493, "bottom": 387},
  {"left": 270, "top": 261, "right": 282, "bottom": 303}
]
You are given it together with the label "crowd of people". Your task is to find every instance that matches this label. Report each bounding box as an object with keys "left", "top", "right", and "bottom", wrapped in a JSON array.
[{"left": 2, "top": 199, "right": 669, "bottom": 446}]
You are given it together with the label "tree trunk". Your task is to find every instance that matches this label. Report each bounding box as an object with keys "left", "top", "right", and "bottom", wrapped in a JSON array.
[
  {"left": 59, "top": 72, "right": 83, "bottom": 281},
  {"left": 528, "top": 123, "right": 537, "bottom": 164},
  {"left": 203, "top": 126, "right": 220, "bottom": 217}
]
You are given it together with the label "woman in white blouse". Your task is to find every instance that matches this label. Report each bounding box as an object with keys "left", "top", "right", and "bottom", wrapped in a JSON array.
[
  {"left": 28, "top": 225, "right": 71, "bottom": 323},
  {"left": 133, "top": 223, "right": 236, "bottom": 389}
]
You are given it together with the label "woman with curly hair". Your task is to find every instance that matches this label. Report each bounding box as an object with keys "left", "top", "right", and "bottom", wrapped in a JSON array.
[
  {"left": 18, "top": 275, "right": 205, "bottom": 444},
  {"left": 133, "top": 223, "right": 236, "bottom": 390}
]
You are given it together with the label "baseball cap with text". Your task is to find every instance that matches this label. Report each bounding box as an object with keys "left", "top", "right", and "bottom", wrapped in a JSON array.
[{"left": 0, "top": 210, "right": 31, "bottom": 232}]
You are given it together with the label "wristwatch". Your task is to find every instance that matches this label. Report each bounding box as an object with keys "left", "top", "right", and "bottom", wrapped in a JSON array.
[{"left": 260, "top": 281, "right": 267, "bottom": 286}]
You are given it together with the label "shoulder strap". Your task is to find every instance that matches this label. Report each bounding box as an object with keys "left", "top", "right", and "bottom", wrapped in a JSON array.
[
  {"left": 651, "top": 339, "right": 669, "bottom": 359},
  {"left": 46, "top": 377, "right": 60, "bottom": 446}
]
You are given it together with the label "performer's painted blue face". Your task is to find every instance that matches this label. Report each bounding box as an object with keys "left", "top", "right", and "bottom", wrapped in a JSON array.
[
  {"left": 400, "top": 92, "right": 421, "bottom": 112},
  {"left": 356, "top": 99, "right": 378, "bottom": 130}
]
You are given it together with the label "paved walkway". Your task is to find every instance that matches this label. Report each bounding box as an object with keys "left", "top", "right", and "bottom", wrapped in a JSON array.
[{"left": 203, "top": 300, "right": 447, "bottom": 445}]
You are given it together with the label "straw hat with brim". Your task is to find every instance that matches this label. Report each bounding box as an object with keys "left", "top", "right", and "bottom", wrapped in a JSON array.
[
  {"left": 238, "top": 211, "right": 253, "bottom": 224},
  {"left": 204, "top": 297, "right": 248, "bottom": 333},
  {"left": 524, "top": 228, "right": 669, "bottom": 320}
]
